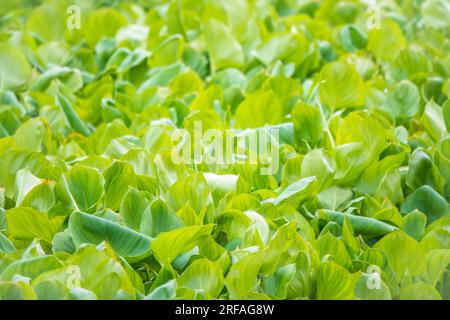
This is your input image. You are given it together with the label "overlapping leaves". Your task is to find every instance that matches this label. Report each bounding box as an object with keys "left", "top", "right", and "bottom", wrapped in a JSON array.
[{"left": 0, "top": 0, "right": 449, "bottom": 300}]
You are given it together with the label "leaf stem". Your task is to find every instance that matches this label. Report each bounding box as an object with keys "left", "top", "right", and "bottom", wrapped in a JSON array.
[
  {"left": 318, "top": 98, "right": 336, "bottom": 149},
  {"left": 310, "top": 81, "right": 336, "bottom": 149}
]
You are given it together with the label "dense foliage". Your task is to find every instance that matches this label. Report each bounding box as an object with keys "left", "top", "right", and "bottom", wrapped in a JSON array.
[{"left": 0, "top": 0, "right": 449, "bottom": 300}]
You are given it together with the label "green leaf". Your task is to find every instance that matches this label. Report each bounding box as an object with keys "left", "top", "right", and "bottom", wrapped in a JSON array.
[
  {"left": 103, "top": 161, "right": 137, "bottom": 211},
  {"left": 0, "top": 106, "right": 21, "bottom": 137},
  {"left": 262, "top": 263, "right": 296, "bottom": 299},
  {"left": 0, "top": 232, "right": 15, "bottom": 254},
  {"left": 26, "top": 4, "right": 65, "bottom": 42},
  {"left": 264, "top": 176, "right": 317, "bottom": 208},
  {"left": 319, "top": 61, "right": 365, "bottom": 109},
  {"left": 52, "top": 229, "right": 76, "bottom": 254},
  {"left": 421, "top": 249, "right": 450, "bottom": 287},
  {"left": 315, "top": 261, "right": 354, "bottom": 299},
  {"left": 402, "top": 210, "right": 427, "bottom": 241},
  {"left": 145, "top": 280, "right": 177, "bottom": 300},
  {"left": 20, "top": 182, "right": 55, "bottom": 213},
  {"left": 318, "top": 186, "right": 353, "bottom": 211},
  {"left": 301, "top": 149, "right": 335, "bottom": 190},
  {"left": 333, "top": 142, "right": 375, "bottom": 185},
  {"left": 367, "top": 19, "right": 406, "bottom": 62},
  {"left": 1, "top": 256, "right": 63, "bottom": 281},
  {"left": 406, "top": 148, "right": 442, "bottom": 191},
  {"left": 149, "top": 35, "right": 184, "bottom": 68},
  {"left": 399, "top": 282, "right": 441, "bottom": 300},
  {"left": 56, "top": 94, "right": 92, "bottom": 136},
  {"left": 69, "top": 211, "right": 152, "bottom": 261},
  {"left": 421, "top": 0, "right": 450, "bottom": 29},
  {"left": 225, "top": 252, "right": 262, "bottom": 299},
  {"left": 292, "top": 102, "right": 322, "bottom": 148},
  {"left": 342, "top": 216, "right": 360, "bottom": 258},
  {"left": 84, "top": 8, "right": 127, "bottom": 48},
  {"left": 383, "top": 81, "right": 421, "bottom": 120},
  {"left": 14, "top": 169, "right": 42, "bottom": 205},
  {"left": 204, "top": 19, "right": 245, "bottom": 71},
  {"left": 14, "top": 118, "right": 52, "bottom": 153},
  {"left": 119, "top": 188, "right": 149, "bottom": 231},
  {"left": 177, "top": 259, "right": 224, "bottom": 298},
  {"left": 217, "top": 209, "right": 253, "bottom": 245},
  {"left": 391, "top": 49, "right": 430, "bottom": 81},
  {"left": 32, "top": 67, "right": 83, "bottom": 92},
  {"left": 356, "top": 153, "right": 405, "bottom": 204},
  {"left": 374, "top": 231, "right": 425, "bottom": 280},
  {"left": 61, "top": 244, "right": 139, "bottom": 299},
  {"left": 261, "top": 222, "right": 300, "bottom": 275},
  {"left": 140, "top": 198, "right": 182, "bottom": 238},
  {"left": 314, "top": 233, "right": 353, "bottom": 269},
  {"left": 254, "top": 33, "right": 297, "bottom": 66},
  {"left": 421, "top": 224, "right": 450, "bottom": 251},
  {"left": 6, "top": 207, "right": 64, "bottom": 243},
  {"left": 0, "top": 281, "right": 36, "bottom": 300},
  {"left": 340, "top": 25, "right": 368, "bottom": 52},
  {"left": 243, "top": 210, "right": 270, "bottom": 245},
  {"left": 234, "top": 91, "right": 284, "bottom": 128},
  {"left": 443, "top": 100, "right": 450, "bottom": 132},
  {"left": 34, "top": 280, "right": 68, "bottom": 300},
  {"left": 0, "top": 43, "right": 32, "bottom": 92},
  {"left": 64, "top": 165, "right": 104, "bottom": 213},
  {"left": 140, "top": 63, "right": 185, "bottom": 89},
  {"left": 421, "top": 99, "right": 447, "bottom": 142},
  {"left": 401, "top": 185, "right": 450, "bottom": 224},
  {"left": 68, "top": 288, "right": 98, "bottom": 300},
  {"left": 114, "top": 48, "right": 150, "bottom": 73},
  {"left": 203, "top": 172, "right": 237, "bottom": 196},
  {"left": 321, "top": 210, "right": 398, "bottom": 238},
  {"left": 167, "top": 173, "right": 211, "bottom": 214},
  {"left": 151, "top": 224, "right": 214, "bottom": 267}
]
